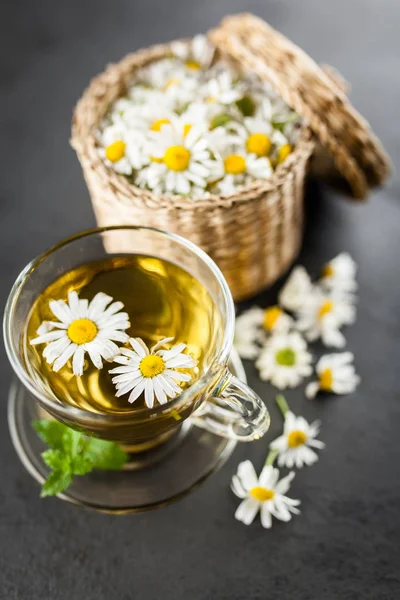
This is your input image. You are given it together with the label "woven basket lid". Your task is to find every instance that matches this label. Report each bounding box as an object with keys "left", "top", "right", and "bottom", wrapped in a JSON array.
[{"left": 210, "top": 13, "right": 391, "bottom": 199}]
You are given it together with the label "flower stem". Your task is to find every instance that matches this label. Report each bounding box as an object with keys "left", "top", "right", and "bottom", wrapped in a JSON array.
[
  {"left": 265, "top": 449, "right": 279, "bottom": 466},
  {"left": 276, "top": 394, "right": 290, "bottom": 418}
]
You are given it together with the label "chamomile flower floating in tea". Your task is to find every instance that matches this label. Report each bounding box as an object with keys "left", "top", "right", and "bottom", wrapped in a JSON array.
[
  {"left": 110, "top": 337, "right": 197, "bottom": 408},
  {"left": 30, "top": 291, "right": 130, "bottom": 376},
  {"left": 320, "top": 252, "right": 358, "bottom": 294},
  {"left": 231, "top": 460, "right": 300, "bottom": 528},
  {"left": 296, "top": 289, "right": 356, "bottom": 348},
  {"left": 270, "top": 409, "right": 325, "bottom": 469},
  {"left": 306, "top": 352, "right": 360, "bottom": 400},
  {"left": 256, "top": 331, "right": 312, "bottom": 389}
]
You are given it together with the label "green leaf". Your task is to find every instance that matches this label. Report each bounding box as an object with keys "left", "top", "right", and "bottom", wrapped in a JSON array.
[
  {"left": 85, "top": 438, "right": 128, "bottom": 471},
  {"left": 236, "top": 95, "right": 256, "bottom": 117},
  {"left": 33, "top": 420, "right": 128, "bottom": 497},
  {"left": 210, "top": 113, "right": 231, "bottom": 130},
  {"left": 62, "top": 427, "right": 85, "bottom": 458},
  {"left": 40, "top": 469, "right": 73, "bottom": 498},
  {"left": 71, "top": 456, "right": 94, "bottom": 476},
  {"left": 42, "top": 449, "right": 68, "bottom": 472},
  {"left": 33, "top": 419, "right": 67, "bottom": 450}
]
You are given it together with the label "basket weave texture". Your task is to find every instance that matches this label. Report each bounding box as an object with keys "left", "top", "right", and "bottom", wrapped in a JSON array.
[{"left": 71, "top": 25, "right": 317, "bottom": 301}]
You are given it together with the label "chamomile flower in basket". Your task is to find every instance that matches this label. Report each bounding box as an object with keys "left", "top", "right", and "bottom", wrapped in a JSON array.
[{"left": 72, "top": 13, "right": 390, "bottom": 302}]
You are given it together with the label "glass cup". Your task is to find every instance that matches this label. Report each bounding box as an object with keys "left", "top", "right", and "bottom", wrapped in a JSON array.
[{"left": 4, "top": 226, "right": 270, "bottom": 451}]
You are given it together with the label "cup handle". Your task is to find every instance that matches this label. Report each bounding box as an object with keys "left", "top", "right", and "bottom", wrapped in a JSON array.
[{"left": 191, "top": 369, "right": 270, "bottom": 441}]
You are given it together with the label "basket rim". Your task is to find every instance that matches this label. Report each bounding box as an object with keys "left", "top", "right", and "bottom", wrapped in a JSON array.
[{"left": 71, "top": 39, "right": 315, "bottom": 211}]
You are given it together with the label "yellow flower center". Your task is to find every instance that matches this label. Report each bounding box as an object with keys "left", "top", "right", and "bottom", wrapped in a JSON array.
[
  {"left": 206, "top": 96, "right": 217, "bottom": 103},
  {"left": 263, "top": 306, "right": 282, "bottom": 331},
  {"left": 67, "top": 318, "right": 98, "bottom": 345},
  {"left": 224, "top": 154, "right": 246, "bottom": 175},
  {"left": 322, "top": 264, "right": 334, "bottom": 278},
  {"left": 275, "top": 348, "right": 296, "bottom": 366},
  {"left": 164, "top": 145, "right": 191, "bottom": 171},
  {"left": 319, "top": 368, "right": 333, "bottom": 391},
  {"left": 318, "top": 300, "right": 334, "bottom": 319},
  {"left": 150, "top": 118, "right": 171, "bottom": 131},
  {"left": 105, "top": 140, "right": 126, "bottom": 163},
  {"left": 250, "top": 486, "right": 275, "bottom": 502},
  {"left": 163, "top": 78, "right": 180, "bottom": 90},
  {"left": 276, "top": 144, "right": 293, "bottom": 164},
  {"left": 246, "top": 133, "right": 272, "bottom": 157},
  {"left": 186, "top": 60, "right": 201, "bottom": 70},
  {"left": 183, "top": 123, "right": 192, "bottom": 137},
  {"left": 139, "top": 355, "right": 166, "bottom": 378},
  {"left": 288, "top": 430, "right": 307, "bottom": 448}
]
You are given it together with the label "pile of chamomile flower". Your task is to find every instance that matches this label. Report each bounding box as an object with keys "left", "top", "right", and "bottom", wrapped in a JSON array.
[
  {"left": 231, "top": 253, "right": 361, "bottom": 530},
  {"left": 96, "top": 34, "right": 300, "bottom": 199},
  {"left": 235, "top": 252, "right": 361, "bottom": 398}
]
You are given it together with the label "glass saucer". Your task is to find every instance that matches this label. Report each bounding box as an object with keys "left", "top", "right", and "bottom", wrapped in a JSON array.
[{"left": 8, "top": 349, "right": 245, "bottom": 513}]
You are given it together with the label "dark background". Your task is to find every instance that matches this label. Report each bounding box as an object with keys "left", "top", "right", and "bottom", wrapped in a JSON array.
[{"left": 1, "top": 1, "right": 399, "bottom": 598}]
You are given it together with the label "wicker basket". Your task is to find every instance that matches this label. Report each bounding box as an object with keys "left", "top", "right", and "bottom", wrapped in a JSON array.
[{"left": 71, "top": 13, "right": 390, "bottom": 301}]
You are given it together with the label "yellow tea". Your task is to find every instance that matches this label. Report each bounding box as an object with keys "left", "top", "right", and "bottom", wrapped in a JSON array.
[{"left": 24, "top": 255, "right": 222, "bottom": 415}]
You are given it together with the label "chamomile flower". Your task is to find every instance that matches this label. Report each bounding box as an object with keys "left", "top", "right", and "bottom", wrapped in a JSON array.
[
  {"left": 231, "top": 460, "right": 300, "bottom": 528},
  {"left": 296, "top": 289, "right": 356, "bottom": 348},
  {"left": 270, "top": 411, "right": 325, "bottom": 468},
  {"left": 306, "top": 352, "right": 360, "bottom": 399},
  {"left": 256, "top": 331, "right": 312, "bottom": 389},
  {"left": 138, "top": 122, "right": 214, "bottom": 195},
  {"left": 202, "top": 71, "right": 244, "bottom": 105},
  {"left": 171, "top": 34, "right": 215, "bottom": 71},
  {"left": 110, "top": 337, "right": 197, "bottom": 408},
  {"left": 262, "top": 306, "right": 293, "bottom": 335},
  {"left": 214, "top": 145, "right": 272, "bottom": 197},
  {"left": 320, "top": 253, "right": 358, "bottom": 294},
  {"left": 234, "top": 306, "right": 293, "bottom": 360},
  {"left": 97, "top": 123, "right": 133, "bottom": 175},
  {"left": 278, "top": 266, "right": 314, "bottom": 312},
  {"left": 30, "top": 292, "right": 130, "bottom": 377},
  {"left": 236, "top": 117, "right": 274, "bottom": 158}
]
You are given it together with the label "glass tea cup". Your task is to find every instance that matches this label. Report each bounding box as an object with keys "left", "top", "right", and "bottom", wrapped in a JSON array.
[{"left": 4, "top": 226, "right": 270, "bottom": 449}]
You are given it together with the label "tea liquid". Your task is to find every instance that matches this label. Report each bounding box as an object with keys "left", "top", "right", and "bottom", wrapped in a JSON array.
[{"left": 25, "top": 255, "right": 222, "bottom": 414}]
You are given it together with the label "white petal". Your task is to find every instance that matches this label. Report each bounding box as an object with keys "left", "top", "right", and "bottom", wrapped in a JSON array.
[
  {"left": 30, "top": 330, "right": 66, "bottom": 345},
  {"left": 305, "top": 381, "right": 320, "bottom": 399},
  {"left": 129, "top": 337, "right": 149, "bottom": 358},
  {"left": 234, "top": 497, "right": 260, "bottom": 525},
  {"left": 52, "top": 343, "right": 77, "bottom": 372},
  {"left": 72, "top": 346, "right": 85, "bottom": 376},
  {"left": 260, "top": 503, "right": 273, "bottom": 529},
  {"left": 237, "top": 460, "right": 258, "bottom": 491},
  {"left": 127, "top": 379, "right": 146, "bottom": 404},
  {"left": 144, "top": 379, "right": 155, "bottom": 408},
  {"left": 49, "top": 299, "right": 73, "bottom": 324},
  {"left": 231, "top": 475, "right": 247, "bottom": 499}
]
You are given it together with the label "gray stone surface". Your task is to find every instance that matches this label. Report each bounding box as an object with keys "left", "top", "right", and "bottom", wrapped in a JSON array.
[{"left": 1, "top": 1, "right": 399, "bottom": 598}]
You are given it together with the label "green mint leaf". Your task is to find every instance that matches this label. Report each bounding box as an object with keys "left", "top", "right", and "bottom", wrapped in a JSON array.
[
  {"left": 71, "top": 455, "right": 94, "bottom": 476},
  {"left": 42, "top": 449, "right": 69, "bottom": 472},
  {"left": 33, "top": 420, "right": 128, "bottom": 498},
  {"left": 61, "top": 427, "right": 85, "bottom": 458},
  {"left": 84, "top": 438, "right": 128, "bottom": 471},
  {"left": 210, "top": 113, "right": 231, "bottom": 130},
  {"left": 33, "top": 419, "right": 67, "bottom": 450},
  {"left": 40, "top": 469, "right": 73, "bottom": 498},
  {"left": 236, "top": 95, "right": 256, "bottom": 117}
]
